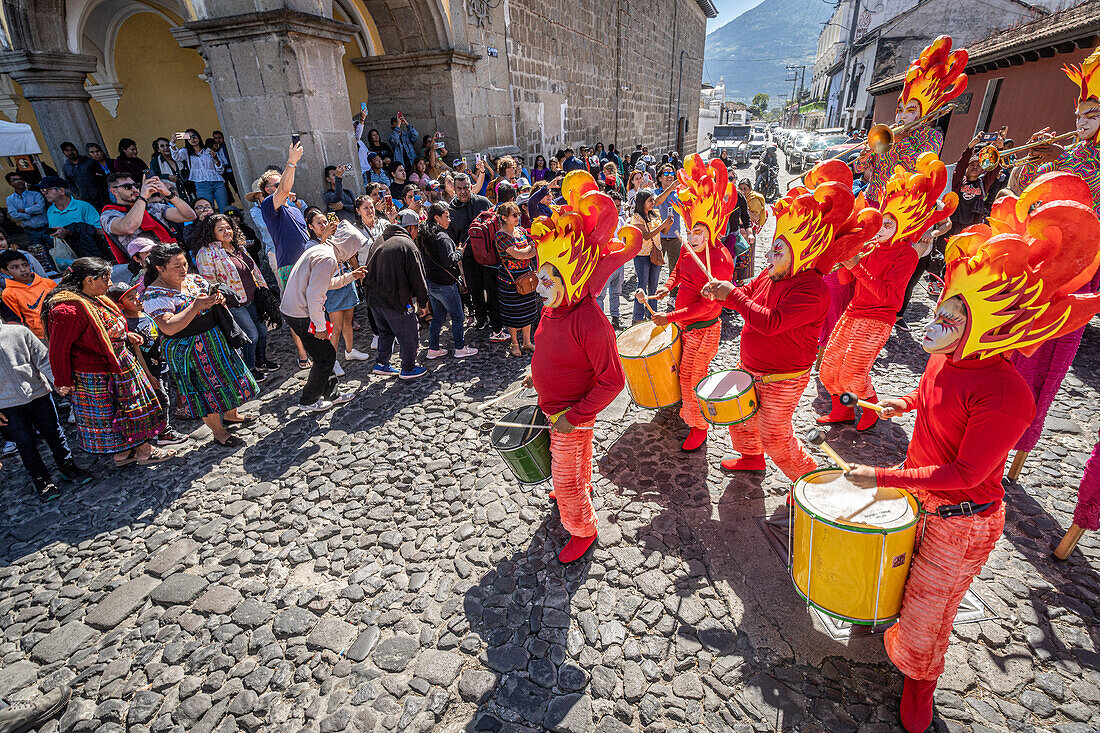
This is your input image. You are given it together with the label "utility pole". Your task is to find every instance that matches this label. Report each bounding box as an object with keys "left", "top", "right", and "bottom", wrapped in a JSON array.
[
  {"left": 837, "top": 0, "right": 862, "bottom": 128},
  {"left": 786, "top": 64, "right": 807, "bottom": 127}
]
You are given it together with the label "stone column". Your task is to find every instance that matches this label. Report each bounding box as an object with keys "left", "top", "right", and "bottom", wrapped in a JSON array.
[
  {"left": 172, "top": 9, "right": 357, "bottom": 207},
  {"left": 0, "top": 51, "right": 104, "bottom": 164}
]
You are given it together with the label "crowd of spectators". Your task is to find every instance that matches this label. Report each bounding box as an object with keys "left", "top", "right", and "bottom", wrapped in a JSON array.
[{"left": 0, "top": 119, "right": 772, "bottom": 502}]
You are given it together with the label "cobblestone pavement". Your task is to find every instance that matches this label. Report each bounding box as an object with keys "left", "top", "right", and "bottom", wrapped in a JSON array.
[{"left": 1, "top": 152, "right": 1099, "bottom": 732}]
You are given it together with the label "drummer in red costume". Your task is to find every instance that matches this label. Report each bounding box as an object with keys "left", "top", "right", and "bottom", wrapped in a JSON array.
[
  {"left": 702, "top": 160, "right": 881, "bottom": 478},
  {"left": 636, "top": 154, "right": 736, "bottom": 452},
  {"left": 525, "top": 170, "right": 642, "bottom": 564},
  {"left": 818, "top": 153, "right": 957, "bottom": 432},
  {"left": 846, "top": 172, "right": 1100, "bottom": 733}
]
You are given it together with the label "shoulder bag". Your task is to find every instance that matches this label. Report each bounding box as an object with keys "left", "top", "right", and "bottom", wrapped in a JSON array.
[{"left": 645, "top": 219, "right": 665, "bottom": 267}]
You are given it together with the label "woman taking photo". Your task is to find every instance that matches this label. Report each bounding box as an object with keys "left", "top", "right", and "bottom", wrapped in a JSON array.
[
  {"left": 142, "top": 244, "right": 259, "bottom": 448},
  {"left": 629, "top": 191, "right": 672, "bottom": 324},
  {"left": 494, "top": 202, "right": 539, "bottom": 357},
  {"left": 421, "top": 202, "right": 477, "bottom": 360},
  {"left": 171, "top": 130, "right": 228, "bottom": 213},
  {"left": 426, "top": 147, "right": 450, "bottom": 180},
  {"left": 353, "top": 195, "right": 386, "bottom": 349},
  {"left": 366, "top": 129, "right": 393, "bottom": 163},
  {"left": 43, "top": 257, "right": 173, "bottom": 466},
  {"left": 303, "top": 208, "right": 367, "bottom": 372},
  {"left": 193, "top": 214, "right": 275, "bottom": 378},
  {"left": 400, "top": 185, "right": 427, "bottom": 221},
  {"left": 150, "top": 137, "right": 192, "bottom": 201}
]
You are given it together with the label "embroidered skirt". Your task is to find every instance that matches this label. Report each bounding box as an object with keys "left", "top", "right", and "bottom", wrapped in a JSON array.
[
  {"left": 162, "top": 326, "right": 258, "bottom": 419},
  {"left": 71, "top": 348, "right": 165, "bottom": 454}
]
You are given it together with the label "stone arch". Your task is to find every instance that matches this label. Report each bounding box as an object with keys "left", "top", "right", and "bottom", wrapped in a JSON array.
[{"left": 358, "top": 0, "right": 450, "bottom": 54}]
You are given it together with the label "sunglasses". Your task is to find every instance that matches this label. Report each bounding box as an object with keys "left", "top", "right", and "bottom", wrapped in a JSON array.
[{"left": 113, "top": 182, "right": 138, "bottom": 191}]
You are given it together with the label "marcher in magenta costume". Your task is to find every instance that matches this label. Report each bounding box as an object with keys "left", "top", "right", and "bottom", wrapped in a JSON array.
[
  {"left": 845, "top": 172, "right": 1100, "bottom": 733},
  {"left": 529, "top": 171, "right": 642, "bottom": 564},
  {"left": 1006, "top": 46, "right": 1100, "bottom": 481},
  {"left": 818, "top": 153, "right": 958, "bottom": 432},
  {"left": 701, "top": 160, "right": 881, "bottom": 478},
  {"left": 637, "top": 154, "right": 736, "bottom": 452},
  {"left": 818, "top": 37, "right": 968, "bottom": 358}
]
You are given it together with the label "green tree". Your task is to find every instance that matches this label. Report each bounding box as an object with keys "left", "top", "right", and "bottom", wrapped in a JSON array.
[{"left": 752, "top": 93, "right": 769, "bottom": 113}]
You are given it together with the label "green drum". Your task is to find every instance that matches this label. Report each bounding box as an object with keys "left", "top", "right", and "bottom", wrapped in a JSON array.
[{"left": 491, "top": 405, "right": 552, "bottom": 485}]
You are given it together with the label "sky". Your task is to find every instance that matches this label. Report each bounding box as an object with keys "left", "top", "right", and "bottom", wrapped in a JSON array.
[{"left": 707, "top": 0, "right": 767, "bottom": 32}]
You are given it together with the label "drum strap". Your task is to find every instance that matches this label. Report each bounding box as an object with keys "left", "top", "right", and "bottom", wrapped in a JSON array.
[
  {"left": 681, "top": 317, "right": 719, "bottom": 332},
  {"left": 756, "top": 367, "right": 811, "bottom": 385},
  {"left": 922, "top": 500, "right": 996, "bottom": 519}
]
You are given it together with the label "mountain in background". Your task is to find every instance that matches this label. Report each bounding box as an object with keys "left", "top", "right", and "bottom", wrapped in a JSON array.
[{"left": 704, "top": 0, "right": 833, "bottom": 103}]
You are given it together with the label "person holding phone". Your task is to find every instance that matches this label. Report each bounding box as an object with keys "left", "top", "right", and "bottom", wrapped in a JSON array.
[
  {"left": 100, "top": 172, "right": 197, "bottom": 261},
  {"left": 387, "top": 113, "right": 419, "bottom": 170},
  {"left": 323, "top": 164, "right": 357, "bottom": 224},
  {"left": 170, "top": 131, "right": 228, "bottom": 212}
]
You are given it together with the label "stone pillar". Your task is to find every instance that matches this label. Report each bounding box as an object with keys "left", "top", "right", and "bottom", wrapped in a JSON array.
[
  {"left": 0, "top": 51, "right": 104, "bottom": 165},
  {"left": 172, "top": 9, "right": 357, "bottom": 207}
]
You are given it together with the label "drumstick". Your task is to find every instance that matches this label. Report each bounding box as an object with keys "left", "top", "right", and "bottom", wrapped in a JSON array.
[
  {"left": 684, "top": 243, "right": 717, "bottom": 285},
  {"left": 839, "top": 392, "right": 886, "bottom": 413},
  {"left": 480, "top": 385, "right": 527, "bottom": 409},
  {"left": 804, "top": 428, "right": 852, "bottom": 473},
  {"left": 704, "top": 240, "right": 712, "bottom": 281},
  {"left": 492, "top": 421, "right": 594, "bottom": 431}
]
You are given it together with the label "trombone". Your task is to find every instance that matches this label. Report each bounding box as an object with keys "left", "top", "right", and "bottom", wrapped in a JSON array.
[
  {"left": 977, "top": 131, "right": 1077, "bottom": 171},
  {"left": 788, "top": 104, "right": 956, "bottom": 188}
]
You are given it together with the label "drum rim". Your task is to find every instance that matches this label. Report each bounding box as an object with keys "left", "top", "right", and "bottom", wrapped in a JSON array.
[
  {"left": 793, "top": 467, "right": 920, "bottom": 533},
  {"left": 789, "top": 583, "right": 901, "bottom": 626},
  {"left": 617, "top": 321, "right": 681, "bottom": 360},
  {"left": 694, "top": 368, "right": 756, "bottom": 403},
  {"left": 490, "top": 404, "right": 551, "bottom": 451}
]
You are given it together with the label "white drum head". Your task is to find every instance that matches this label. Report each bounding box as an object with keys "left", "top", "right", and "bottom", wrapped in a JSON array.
[
  {"left": 696, "top": 370, "right": 753, "bottom": 400},
  {"left": 618, "top": 322, "right": 675, "bottom": 356},
  {"left": 799, "top": 473, "right": 914, "bottom": 528}
]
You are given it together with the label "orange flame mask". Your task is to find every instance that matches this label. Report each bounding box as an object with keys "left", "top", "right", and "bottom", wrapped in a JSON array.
[
  {"left": 877, "top": 152, "right": 958, "bottom": 245},
  {"left": 529, "top": 170, "right": 642, "bottom": 307},
  {"left": 771, "top": 160, "right": 883, "bottom": 276},
  {"left": 900, "top": 36, "right": 968, "bottom": 117},
  {"left": 941, "top": 171, "right": 1100, "bottom": 360},
  {"left": 672, "top": 154, "right": 739, "bottom": 245}
]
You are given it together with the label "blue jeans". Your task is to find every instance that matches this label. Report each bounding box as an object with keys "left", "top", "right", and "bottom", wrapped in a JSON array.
[
  {"left": 230, "top": 302, "right": 267, "bottom": 369},
  {"left": 194, "top": 180, "right": 230, "bottom": 213},
  {"left": 632, "top": 254, "right": 662, "bottom": 323},
  {"left": 427, "top": 282, "right": 466, "bottom": 350},
  {"left": 1, "top": 393, "right": 72, "bottom": 481},
  {"left": 598, "top": 266, "right": 624, "bottom": 318}
]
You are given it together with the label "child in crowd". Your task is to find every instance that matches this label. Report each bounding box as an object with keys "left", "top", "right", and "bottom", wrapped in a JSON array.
[
  {"left": 0, "top": 250, "right": 57, "bottom": 340},
  {"left": 0, "top": 229, "right": 48, "bottom": 280},
  {"left": 106, "top": 282, "right": 189, "bottom": 448},
  {"left": 0, "top": 321, "right": 92, "bottom": 501}
]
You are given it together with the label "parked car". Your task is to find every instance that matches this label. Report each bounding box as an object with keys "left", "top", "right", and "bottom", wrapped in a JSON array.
[
  {"left": 784, "top": 130, "right": 814, "bottom": 161},
  {"left": 748, "top": 132, "right": 768, "bottom": 158},
  {"left": 789, "top": 134, "right": 851, "bottom": 172}
]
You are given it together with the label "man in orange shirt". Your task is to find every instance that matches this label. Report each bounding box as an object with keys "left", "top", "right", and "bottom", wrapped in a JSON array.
[{"left": 0, "top": 250, "right": 57, "bottom": 340}]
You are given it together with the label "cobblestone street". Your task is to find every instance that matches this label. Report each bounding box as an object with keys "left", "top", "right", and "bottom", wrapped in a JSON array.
[{"left": 2, "top": 155, "right": 1099, "bottom": 732}]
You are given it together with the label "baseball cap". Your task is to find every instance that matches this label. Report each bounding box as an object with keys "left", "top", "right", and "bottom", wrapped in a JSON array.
[
  {"left": 426, "top": 179, "right": 441, "bottom": 190},
  {"left": 127, "top": 236, "right": 157, "bottom": 258},
  {"left": 452, "top": 159, "right": 464, "bottom": 167},
  {"left": 634, "top": 162, "right": 646, "bottom": 171},
  {"left": 38, "top": 175, "right": 68, "bottom": 190},
  {"left": 397, "top": 209, "right": 420, "bottom": 227}
]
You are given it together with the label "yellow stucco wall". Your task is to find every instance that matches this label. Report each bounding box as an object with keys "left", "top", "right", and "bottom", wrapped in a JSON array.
[{"left": 93, "top": 12, "right": 220, "bottom": 160}]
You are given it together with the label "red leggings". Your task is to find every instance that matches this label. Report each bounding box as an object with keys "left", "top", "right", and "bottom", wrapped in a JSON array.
[
  {"left": 678, "top": 322, "right": 722, "bottom": 431},
  {"left": 885, "top": 494, "right": 1004, "bottom": 680},
  {"left": 728, "top": 370, "right": 817, "bottom": 480},
  {"left": 546, "top": 415, "right": 599, "bottom": 538},
  {"left": 819, "top": 314, "right": 893, "bottom": 399}
]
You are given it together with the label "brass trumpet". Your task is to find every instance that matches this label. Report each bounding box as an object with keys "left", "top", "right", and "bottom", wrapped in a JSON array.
[{"left": 977, "top": 131, "right": 1078, "bottom": 171}]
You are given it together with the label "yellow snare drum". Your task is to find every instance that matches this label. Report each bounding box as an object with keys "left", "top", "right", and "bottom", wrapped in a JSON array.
[
  {"left": 790, "top": 468, "right": 919, "bottom": 625},
  {"left": 695, "top": 369, "right": 758, "bottom": 425},
  {"left": 617, "top": 322, "right": 682, "bottom": 409}
]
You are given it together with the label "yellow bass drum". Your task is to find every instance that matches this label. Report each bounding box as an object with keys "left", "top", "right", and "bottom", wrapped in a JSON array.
[{"left": 617, "top": 322, "right": 682, "bottom": 409}]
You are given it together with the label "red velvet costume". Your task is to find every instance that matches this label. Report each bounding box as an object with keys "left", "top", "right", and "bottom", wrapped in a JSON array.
[
  {"left": 720, "top": 159, "right": 881, "bottom": 476},
  {"left": 529, "top": 170, "right": 641, "bottom": 563},
  {"left": 820, "top": 152, "right": 957, "bottom": 430},
  {"left": 868, "top": 172, "right": 1100, "bottom": 733}
]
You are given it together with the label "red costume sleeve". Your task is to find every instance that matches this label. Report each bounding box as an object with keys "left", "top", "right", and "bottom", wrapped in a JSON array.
[
  {"left": 665, "top": 245, "right": 734, "bottom": 325},
  {"left": 722, "top": 282, "right": 824, "bottom": 336},
  {"left": 850, "top": 245, "right": 919, "bottom": 303},
  {"left": 837, "top": 266, "right": 854, "bottom": 285},
  {"left": 664, "top": 254, "right": 683, "bottom": 292},
  {"left": 46, "top": 302, "right": 83, "bottom": 390}
]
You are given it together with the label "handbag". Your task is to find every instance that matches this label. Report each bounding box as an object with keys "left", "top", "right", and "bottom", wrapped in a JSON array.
[
  {"left": 508, "top": 266, "right": 539, "bottom": 295},
  {"left": 245, "top": 257, "right": 283, "bottom": 328},
  {"left": 644, "top": 219, "right": 665, "bottom": 266}
]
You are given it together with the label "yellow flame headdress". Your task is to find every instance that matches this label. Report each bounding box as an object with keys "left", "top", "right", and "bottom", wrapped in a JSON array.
[
  {"left": 673, "top": 154, "right": 738, "bottom": 243},
  {"left": 772, "top": 160, "right": 883, "bottom": 276},
  {"left": 529, "top": 170, "right": 641, "bottom": 306},
  {"left": 941, "top": 171, "right": 1100, "bottom": 360},
  {"left": 900, "top": 36, "right": 968, "bottom": 117},
  {"left": 877, "top": 152, "right": 958, "bottom": 245},
  {"left": 1065, "top": 46, "right": 1100, "bottom": 107}
]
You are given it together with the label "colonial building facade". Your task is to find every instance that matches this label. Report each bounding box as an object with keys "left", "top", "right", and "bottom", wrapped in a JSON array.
[{"left": 0, "top": 0, "right": 713, "bottom": 202}]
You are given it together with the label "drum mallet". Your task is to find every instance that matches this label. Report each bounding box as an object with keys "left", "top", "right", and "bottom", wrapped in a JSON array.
[
  {"left": 839, "top": 392, "right": 886, "bottom": 413},
  {"left": 804, "top": 428, "right": 852, "bottom": 473},
  {"left": 479, "top": 385, "right": 527, "bottom": 409}
]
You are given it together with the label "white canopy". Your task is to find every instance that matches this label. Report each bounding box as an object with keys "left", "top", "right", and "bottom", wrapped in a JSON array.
[{"left": 0, "top": 120, "right": 41, "bottom": 157}]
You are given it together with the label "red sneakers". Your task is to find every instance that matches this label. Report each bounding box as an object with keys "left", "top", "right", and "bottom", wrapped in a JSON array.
[
  {"left": 720, "top": 453, "right": 767, "bottom": 472},
  {"left": 900, "top": 675, "right": 937, "bottom": 732},
  {"left": 559, "top": 534, "right": 597, "bottom": 563},
  {"left": 817, "top": 394, "right": 855, "bottom": 424},
  {"left": 681, "top": 427, "right": 708, "bottom": 452},
  {"left": 856, "top": 405, "right": 879, "bottom": 432}
]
